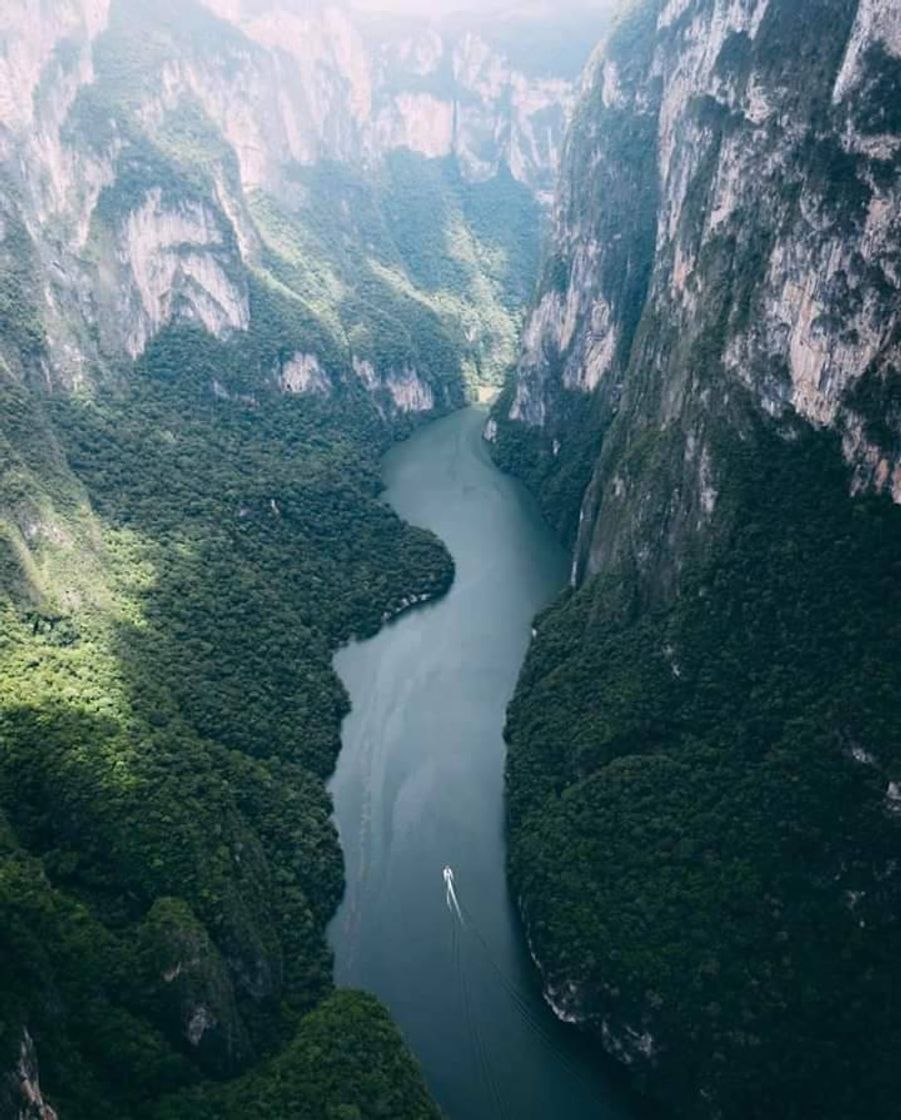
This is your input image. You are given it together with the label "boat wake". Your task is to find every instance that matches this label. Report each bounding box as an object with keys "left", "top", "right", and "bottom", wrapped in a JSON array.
[{"left": 444, "top": 864, "right": 465, "bottom": 925}]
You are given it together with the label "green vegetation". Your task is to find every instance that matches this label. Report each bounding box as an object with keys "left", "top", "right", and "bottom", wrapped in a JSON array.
[
  {"left": 156, "top": 991, "right": 440, "bottom": 1120},
  {"left": 853, "top": 43, "right": 901, "bottom": 136},
  {"left": 505, "top": 414, "right": 901, "bottom": 1119},
  {"left": 0, "top": 213, "right": 46, "bottom": 363},
  {"left": 491, "top": 2, "right": 901, "bottom": 1115},
  {"left": 251, "top": 152, "right": 531, "bottom": 394},
  {"left": 753, "top": 0, "right": 858, "bottom": 119},
  {"left": 0, "top": 312, "right": 450, "bottom": 1116},
  {"left": 490, "top": 380, "right": 607, "bottom": 547},
  {"left": 0, "top": 0, "right": 562, "bottom": 1111}
]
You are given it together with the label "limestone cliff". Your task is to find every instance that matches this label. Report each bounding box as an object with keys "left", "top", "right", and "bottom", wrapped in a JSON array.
[
  {"left": 198, "top": 0, "right": 583, "bottom": 199},
  {"left": 494, "top": 2, "right": 901, "bottom": 1117},
  {"left": 0, "top": 0, "right": 606, "bottom": 408},
  {"left": 496, "top": 0, "right": 900, "bottom": 572},
  {"left": 0, "top": 1031, "right": 58, "bottom": 1120}
]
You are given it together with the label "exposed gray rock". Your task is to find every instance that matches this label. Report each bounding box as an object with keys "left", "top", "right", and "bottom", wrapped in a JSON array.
[{"left": 499, "top": 0, "right": 900, "bottom": 588}]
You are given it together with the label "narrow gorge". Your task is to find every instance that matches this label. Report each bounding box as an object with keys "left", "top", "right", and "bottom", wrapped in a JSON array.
[
  {"left": 1, "top": 0, "right": 899, "bottom": 1118},
  {"left": 0, "top": 1, "right": 607, "bottom": 1115}
]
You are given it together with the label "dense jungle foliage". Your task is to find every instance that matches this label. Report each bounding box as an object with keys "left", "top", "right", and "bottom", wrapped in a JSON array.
[
  {"left": 0, "top": 318, "right": 450, "bottom": 1116},
  {"left": 0, "top": 0, "right": 559, "bottom": 1108},
  {"left": 505, "top": 416, "right": 901, "bottom": 1119},
  {"left": 491, "top": 4, "right": 901, "bottom": 1111},
  {"left": 490, "top": 378, "right": 608, "bottom": 548}
]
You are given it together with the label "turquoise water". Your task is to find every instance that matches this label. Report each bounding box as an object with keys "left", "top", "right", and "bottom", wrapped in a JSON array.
[{"left": 328, "top": 406, "right": 649, "bottom": 1120}]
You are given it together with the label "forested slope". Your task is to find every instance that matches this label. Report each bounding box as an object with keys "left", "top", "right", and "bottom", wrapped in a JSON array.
[
  {"left": 1, "top": 316, "right": 453, "bottom": 1116},
  {"left": 493, "top": 1, "right": 901, "bottom": 1116},
  {"left": 0, "top": 0, "right": 607, "bottom": 1114}
]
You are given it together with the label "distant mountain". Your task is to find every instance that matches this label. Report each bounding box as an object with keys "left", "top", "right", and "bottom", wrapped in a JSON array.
[{"left": 0, "top": 0, "right": 609, "bottom": 403}]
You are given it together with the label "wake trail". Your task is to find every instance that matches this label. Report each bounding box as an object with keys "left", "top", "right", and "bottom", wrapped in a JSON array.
[
  {"left": 447, "top": 866, "right": 600, "bottom": 1115},
  {"left": 458, "top": 897, "right": 603, "bottom": 1093},
  {"left": 444, "top": 865, "right": 465, "bottom": 926},
  {"left": 453, "top": 903, "right": 511, "bottom": 1120}
]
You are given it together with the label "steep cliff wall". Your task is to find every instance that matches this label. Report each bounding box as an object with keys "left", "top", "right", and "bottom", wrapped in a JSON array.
[
  {"left": 0, "top": 0, "right": 605, "bottom": 406},
  {"left": 0, "top": 1, "right": 610, "bottom": 1115},
  {"left": 495, "top": 2, "right": 901, "bottom": 1117},
  {"left": 494, "top": 0, "right": 900, "bottom": 558},
  {"left": 198, "top": 0, "right": 582, "bottom": 199}
]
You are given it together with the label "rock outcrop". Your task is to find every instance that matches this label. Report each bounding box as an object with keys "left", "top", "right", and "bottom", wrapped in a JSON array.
[{"left": 0, "top": 1031, "right": 58, "bottom": 1120}]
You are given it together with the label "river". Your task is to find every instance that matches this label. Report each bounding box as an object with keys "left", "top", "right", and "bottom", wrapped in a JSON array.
[{"left": 328, "top": 405, "right": 648, "bottom": 1120}]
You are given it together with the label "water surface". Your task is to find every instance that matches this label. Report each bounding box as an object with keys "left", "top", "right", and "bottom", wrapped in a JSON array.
[{"left": 328, "top": 406, "right": 646, "bottom": 1120}]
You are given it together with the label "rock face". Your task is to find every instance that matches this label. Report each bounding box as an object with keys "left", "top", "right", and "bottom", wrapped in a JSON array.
[
  {"left": 196, "top": 0, "right": 581, "bottom": 200},
  {"left": 495, "top": 2, "right": 901, "bottom": 1117},
  {"left": 0, "top": 0, "right": 608, "bottom": 407},
  {"left": 112, "top": 189, "right": 251, "bottom": 360},
  {"left": 497, "top": 0, "right": 901, "bottom": 568},
  {"left": 0, "top": 1031, "right": 58, "bottom": 1120}
]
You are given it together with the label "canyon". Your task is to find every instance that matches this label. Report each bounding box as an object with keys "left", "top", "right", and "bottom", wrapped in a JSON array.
[{"left": 1, "top": 1, "right": 899, "bottom": 1118}]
